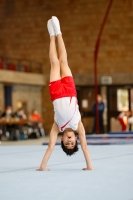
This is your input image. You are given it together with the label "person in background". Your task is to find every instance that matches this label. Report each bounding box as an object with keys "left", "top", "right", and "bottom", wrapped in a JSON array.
[
  {"left": 1, "top": 106, "right": 16, "bottom": 140},
  {"left": 13, "top": 107, "right": 28, "bottom": 139},
  {"left": 92, "top": 94, "right": 105, "bottom": 134},
  {"left": 37, "top": 16, "right": 93, "bottom": 171},
  {"left": 127, "top": 111, "right": 133, "bottom": 131},
  {"left": 29, "top": 109, "right": 45, "bottom": 137},
  {"left": 30, "top": 109, "right": 42, "bottom": 122},
  {"left": 1, "top": 106, "right": 14, "bottom": 121},
  {"left": 118, "top": 111, "right": 131, "bottom": 131},
  {"left": 14, "top": 107, "right": 27, "bottom": 120}
]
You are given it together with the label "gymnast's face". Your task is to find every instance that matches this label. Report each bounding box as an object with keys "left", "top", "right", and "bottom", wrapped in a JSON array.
[{"left": 61, "top": 129, "right": 77, "bottom": 149}]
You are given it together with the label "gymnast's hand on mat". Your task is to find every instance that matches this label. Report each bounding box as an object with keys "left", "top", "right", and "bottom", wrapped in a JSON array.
[
  {"left": 36, "top": 167, "right": 50, "bottom": 171},
  {"left": 82, "top": 167, "right": 94, "bottom": 170}
]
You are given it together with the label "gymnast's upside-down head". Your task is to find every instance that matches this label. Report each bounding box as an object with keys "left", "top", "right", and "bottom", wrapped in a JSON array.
[{"left": 61, "top": 128, "right": 78, "bottom": 156}]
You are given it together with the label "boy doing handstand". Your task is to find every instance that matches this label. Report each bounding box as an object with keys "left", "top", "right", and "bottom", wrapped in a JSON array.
[{"left": 37, "top": 16, "right": 93, "bottom": 171}]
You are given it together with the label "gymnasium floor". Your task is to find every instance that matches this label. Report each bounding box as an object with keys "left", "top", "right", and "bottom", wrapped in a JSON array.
[{"left": 0, "top": 138, "right": 133, "bottom": 200}]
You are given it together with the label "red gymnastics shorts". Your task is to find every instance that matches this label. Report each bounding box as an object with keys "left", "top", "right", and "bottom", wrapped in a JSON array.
[{"left": 49, "top": 76, "right": 77, "bottom": 101}]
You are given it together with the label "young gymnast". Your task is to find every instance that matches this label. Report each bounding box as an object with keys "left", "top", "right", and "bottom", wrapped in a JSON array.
[{"left": 37, "top": 16, "right": 93, "bottom": 171}]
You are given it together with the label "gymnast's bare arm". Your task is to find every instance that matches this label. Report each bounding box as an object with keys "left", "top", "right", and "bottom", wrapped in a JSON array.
[
  {"left": 77, "top": 121, "right": 94, "bottom": 170},
  {"left": 37, "top": 122, "right": 59, "bottom": 171}
]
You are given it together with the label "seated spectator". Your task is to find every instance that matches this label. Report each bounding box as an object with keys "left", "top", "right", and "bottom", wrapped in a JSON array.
[
  {"left": 127, "top": 110, "right": 133, "bottom": 130},
  {"left": 13, "top": 107, "right": 28, "bottom": 140},
  {"left": 1, "top": 106, "right": 18, "bottom": 140},
  {"left": 29, "top": 109, "right": 45, "bottom": 137},
  {"left": 30, "top": 109, "right": 42, "bottom": 122},
  {"left": 14, "top": 107, "right": 27, "bottom": 120},
  {"left": 117, "top": 111, "right": 131, "bottom": 131},
  {"left": 1, "top": 106, "right": 14, "bottom": 121}
]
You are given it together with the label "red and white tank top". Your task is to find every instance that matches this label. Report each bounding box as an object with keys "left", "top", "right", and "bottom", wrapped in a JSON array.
[{"left": 53, "top": 96, "right": 81, "bottom": 132}]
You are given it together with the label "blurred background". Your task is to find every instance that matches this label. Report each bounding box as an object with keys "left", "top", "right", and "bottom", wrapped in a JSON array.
[{"left": 0, "top": 0, "right": 133, "bottom": 141}]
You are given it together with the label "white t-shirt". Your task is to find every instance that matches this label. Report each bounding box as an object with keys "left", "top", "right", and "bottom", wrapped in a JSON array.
[{"left": 53, "top": 97, "right": 81, "bottom": 132}]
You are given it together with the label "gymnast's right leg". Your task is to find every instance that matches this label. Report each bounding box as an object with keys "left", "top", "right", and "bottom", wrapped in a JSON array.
[
  {"left": 51, "top": 16, "right": 72, "bottom": 78},
  {"left": 47, "top": 19, "right": 61, "bottom": 82}
]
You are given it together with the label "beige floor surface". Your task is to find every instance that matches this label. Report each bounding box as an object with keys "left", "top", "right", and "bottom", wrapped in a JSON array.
[{"left": 0, "top": 136, "right": 62, "bottom": 146}]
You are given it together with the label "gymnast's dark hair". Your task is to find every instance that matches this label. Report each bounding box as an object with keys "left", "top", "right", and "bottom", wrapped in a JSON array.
[{"left": 61, "top": 140, "right": 79, "bottom": 156}]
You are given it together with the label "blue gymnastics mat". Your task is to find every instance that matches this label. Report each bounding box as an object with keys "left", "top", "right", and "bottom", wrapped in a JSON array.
[
  {"left": 42, "top": 133, "right": 133, "bottom": 145},
  {"left": 109, "top": 131, "right": 133, "bottom": 134},
  {"left": 85, "top": 133, "right": 133, "bottom": 145},
  {"left": 0, "top": 145, "right": 133, "bottom": 200}
]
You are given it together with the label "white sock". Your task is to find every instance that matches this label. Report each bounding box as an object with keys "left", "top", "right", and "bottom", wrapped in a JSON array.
[
  {"left": 47, "top": 19, "right": 55, "bottom": 37},
  {"left": 51, "top": 16, "right": 62, "bottom": 36}
]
